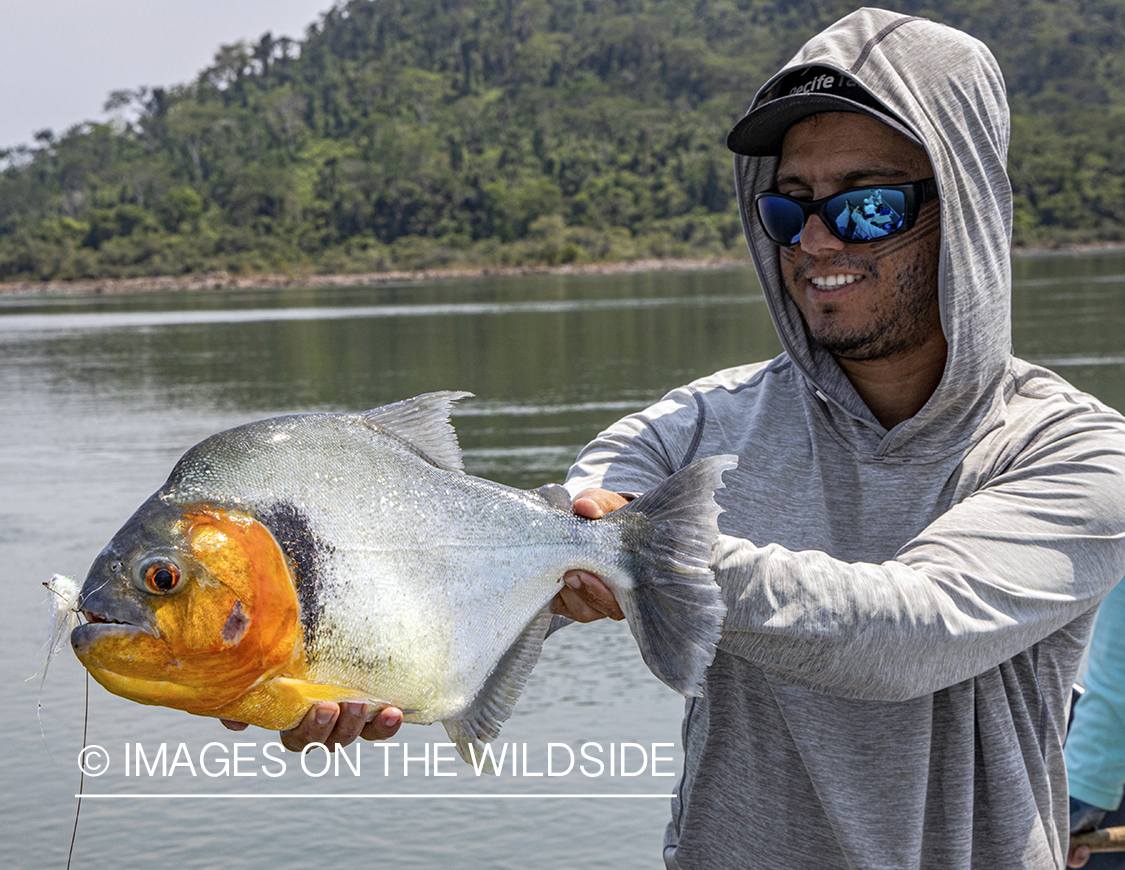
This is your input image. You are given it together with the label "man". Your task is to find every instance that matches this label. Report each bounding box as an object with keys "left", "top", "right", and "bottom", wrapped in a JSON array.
[
  {"left": 246, "top": 9, "right": 1125, "bottom": 868},
  {"left": 555, "top": 8, "right": 1125, "bottom": 869}
]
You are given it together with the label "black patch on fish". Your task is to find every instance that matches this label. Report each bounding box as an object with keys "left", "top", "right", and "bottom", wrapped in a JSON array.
[
  {"left": 221, "top": 600, "right": 250, "bottom": 645},
  {"left": 259, "top": 502, "right": 333, "bottom": 639}
]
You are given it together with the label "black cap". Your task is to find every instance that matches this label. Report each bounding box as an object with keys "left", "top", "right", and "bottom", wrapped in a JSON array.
[{"left": 727, "top": 66, "right": 922, "bottom": 156}]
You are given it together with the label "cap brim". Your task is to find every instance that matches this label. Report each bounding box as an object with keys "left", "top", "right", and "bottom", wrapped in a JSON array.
[{"left": 726, "top": 93, "right": 921, "bottom": 157}]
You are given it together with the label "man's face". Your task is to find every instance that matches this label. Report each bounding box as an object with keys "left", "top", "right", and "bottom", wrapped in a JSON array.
[{"left": 776, "top": 112, "right": 943, "bottom": 362}]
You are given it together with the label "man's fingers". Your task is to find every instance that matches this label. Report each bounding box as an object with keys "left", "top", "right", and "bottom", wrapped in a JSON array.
[
  {"left": 328, "top": 702, "right": 369, "bottom": 748},
  {"left": 280, "top": 702, "right": 340, "bottom": 752},
  {"left": 554, "top": 584, "right": 600, "bottom": 621},
  {"left": 279, "top": 702, "right": 405, "bottom": 752},
  {"left": 572, "top": 495, "right": 608, "bottom": 519},
  {"left": 279, "top": 702, "right": 364, "bottom": 751},
  {"left": 557, "top": 490, "right": 628, "bottom": 622},
  {"left": 360, "top": 706, "right": 404, "bottom": 741},
  {"left": 572, "top": 488, "right": 628, "bottom": 519},
  {"left": 553, "top": 570, "right": 624, "bottom": 622}
]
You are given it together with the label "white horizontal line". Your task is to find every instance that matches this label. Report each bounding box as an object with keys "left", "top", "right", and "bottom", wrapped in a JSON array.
[
  {"left": 3, "top": 295, "right": 755, "bottom": 334},
  {"left": 78, "top": 793, "right": 675, "bottom": 800}
]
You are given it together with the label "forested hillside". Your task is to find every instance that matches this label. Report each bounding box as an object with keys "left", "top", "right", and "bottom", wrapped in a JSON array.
[{"left": 2, "top": 0, "right": 1123, "bottom": 281}]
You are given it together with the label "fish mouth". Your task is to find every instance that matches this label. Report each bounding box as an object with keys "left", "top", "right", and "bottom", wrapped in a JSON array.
[
  {"left": 70, "top": 618, "right": 188, "bottom": 710},
  {"left": 83, "top": 611, "right": 134, "bottom": 626},
  {"left": 71, "top": 613, "right": 171, "bottom": 694},
  {"left": 79, "top": 605, "right": 153, "bottom": 632},
  {"left": 74, "top": 577, "right": 160, "bottom": 637},
  {"left": 72, "top": 613, "right": 156, "bottom": 649}
]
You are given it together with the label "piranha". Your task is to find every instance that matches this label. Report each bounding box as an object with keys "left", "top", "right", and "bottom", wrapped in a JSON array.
[{"left": 70, "top": 391, "right": 735, "bottom": 764}]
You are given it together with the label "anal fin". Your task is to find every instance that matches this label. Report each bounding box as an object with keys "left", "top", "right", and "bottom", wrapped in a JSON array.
[
  {"left": 269, "top": 677, "right": 400, "bottom": 709},
  {"left": 443, "top": 607, "right": 552, "bottom": 773}
]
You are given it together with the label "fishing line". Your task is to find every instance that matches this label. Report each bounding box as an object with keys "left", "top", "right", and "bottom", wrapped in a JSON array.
[{"left": 66, "top": 674, "right": 89, "bottom": 870}]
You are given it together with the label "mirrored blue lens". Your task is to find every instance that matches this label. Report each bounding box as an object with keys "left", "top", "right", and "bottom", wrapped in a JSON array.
[
  {"left": 756, "top": 197, "right": 806, "bottom": 246},
  {"left": 825, "top": 187, "right": 908, "bottom": 241}
]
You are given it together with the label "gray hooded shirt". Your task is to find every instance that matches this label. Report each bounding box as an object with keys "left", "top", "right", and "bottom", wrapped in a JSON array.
[{"left": 565, "top": 9, "right": 1125, "bottom": 869}]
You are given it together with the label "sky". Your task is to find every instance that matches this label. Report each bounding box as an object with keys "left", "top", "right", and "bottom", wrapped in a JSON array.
[{"left": 0, "top": 0, "right": 337, "bottom": 150}]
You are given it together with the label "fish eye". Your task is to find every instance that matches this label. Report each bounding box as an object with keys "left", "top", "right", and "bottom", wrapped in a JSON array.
[{"left": 143, "top": 562, "right": 182, "bottom": 594}]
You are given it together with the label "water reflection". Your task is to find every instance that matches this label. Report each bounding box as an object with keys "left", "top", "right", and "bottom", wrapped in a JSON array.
[
  {"left": 1010, "top": 251, "right": 1125, "bottom": 412},
  {"left": 2, "top": 268, "right": 779, "bottom": 488}
]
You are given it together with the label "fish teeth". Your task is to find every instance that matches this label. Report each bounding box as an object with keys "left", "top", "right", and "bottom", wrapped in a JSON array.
[{"left": 810, "top": 273, "right": 863, "bottom": 289}]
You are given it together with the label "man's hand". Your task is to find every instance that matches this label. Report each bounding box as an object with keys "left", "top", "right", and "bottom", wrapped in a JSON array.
[
  {"left": 1067, "top": 796, "right": 1107, "bottom": 868},
  {"left": 221, "top": 703, "right": 404, "bottom": 752},
  {"left": 552, "top": 488, "right": 627, "bottom": 623}
]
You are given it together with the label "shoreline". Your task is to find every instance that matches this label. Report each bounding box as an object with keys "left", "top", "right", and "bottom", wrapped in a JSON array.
[
  {"left": 0, "top": 257, "right": 753, "bottom": 299},
  {"left": 1, "top": 242, "right": 1122, "bottom": 299}
]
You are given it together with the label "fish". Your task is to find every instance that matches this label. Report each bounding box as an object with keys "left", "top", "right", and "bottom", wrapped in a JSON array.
[{"left": 70, "top": 391, "right": 736, "bottom": 764}]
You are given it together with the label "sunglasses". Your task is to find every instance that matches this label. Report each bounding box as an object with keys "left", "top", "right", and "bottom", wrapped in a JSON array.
[{"left": 755, "top": 178, "right": 939, "bottom": 246}]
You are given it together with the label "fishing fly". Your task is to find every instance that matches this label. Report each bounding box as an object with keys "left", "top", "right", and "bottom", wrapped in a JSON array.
[{"left": 40, "top": 574, "right": 88, "bottom": 870}]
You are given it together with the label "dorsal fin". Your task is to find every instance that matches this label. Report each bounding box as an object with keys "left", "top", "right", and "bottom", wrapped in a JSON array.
[{"left": 360, "top": 391, "right": 472, "bottom": 473}]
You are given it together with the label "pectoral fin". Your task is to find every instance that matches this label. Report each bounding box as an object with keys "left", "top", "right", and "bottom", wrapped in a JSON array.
[
  {"left": 213, "top": 676, "right": 413, "bottom": 731},
  {"left": 268, "top": 677, "right": 399, "bottom": 709}
]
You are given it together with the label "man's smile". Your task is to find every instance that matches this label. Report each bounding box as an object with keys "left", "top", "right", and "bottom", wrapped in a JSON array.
[{"left": 809, "top": 273, "right": 865, "bottom": 290}]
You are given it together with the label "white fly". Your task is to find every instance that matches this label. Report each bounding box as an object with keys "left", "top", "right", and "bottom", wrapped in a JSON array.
[
  {"left": 38, "top": 574, "right": 83, "bottom": 730},
  {"left": 43, "top": 574, "right": 82, "bottom": 677}
]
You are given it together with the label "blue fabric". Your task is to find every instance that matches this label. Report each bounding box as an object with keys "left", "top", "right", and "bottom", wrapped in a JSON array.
[
  {"left": 1070, "top": 796, "right": 1108, "bottom": 833},
  {"left": 1067, "top": 579, "right": 1125, "bottom": 813}
]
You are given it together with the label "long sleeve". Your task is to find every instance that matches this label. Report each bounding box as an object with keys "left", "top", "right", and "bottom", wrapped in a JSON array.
[{"left": 568, "top": 372, "right": 1125, "bottom": 702}]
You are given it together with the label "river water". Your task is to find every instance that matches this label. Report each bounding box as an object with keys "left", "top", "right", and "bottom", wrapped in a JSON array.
[{"left": 2, "top": 253, "right": 1123, "bottom": 869}]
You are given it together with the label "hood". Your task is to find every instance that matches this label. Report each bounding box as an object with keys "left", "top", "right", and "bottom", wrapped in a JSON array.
[{"left": 735, "top": 8, "right": 1013, "bottom": 459}]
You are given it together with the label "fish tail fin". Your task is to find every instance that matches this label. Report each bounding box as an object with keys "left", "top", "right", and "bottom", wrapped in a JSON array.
[{"left": 610, "top": 454, "right": 737, "bottom": 697}]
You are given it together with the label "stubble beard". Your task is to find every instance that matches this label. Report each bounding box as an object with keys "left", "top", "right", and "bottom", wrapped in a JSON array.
[{"left": 786, "top": 251, "right": 941, "bottom": 362}]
